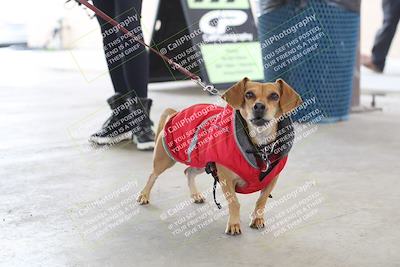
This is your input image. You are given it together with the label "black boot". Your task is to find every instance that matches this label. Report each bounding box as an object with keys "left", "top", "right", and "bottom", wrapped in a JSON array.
[
  {"left": 89, "top": 93, "right": 140, "bottom": 145},
  {"left": 132, "top": 98, "right": 155, "bottom": 151}
]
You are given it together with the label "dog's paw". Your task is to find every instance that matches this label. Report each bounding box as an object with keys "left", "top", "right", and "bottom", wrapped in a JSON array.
[
  {"left": 249, "top": 217, "right": 265, "bottom": 229},
  {"left": 191, "top": 193, "right": 205, "bottom": 204},
  {"left": 225, "top": 222, "right": 242, "bottom": 235},
  {"left": 137, "top": 192, "right": 149, "bottom": 205}
]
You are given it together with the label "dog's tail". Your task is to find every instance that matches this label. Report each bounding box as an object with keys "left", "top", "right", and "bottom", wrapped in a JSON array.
[{"left": 155, "top": 108, "right": 177, "bottom": 140}]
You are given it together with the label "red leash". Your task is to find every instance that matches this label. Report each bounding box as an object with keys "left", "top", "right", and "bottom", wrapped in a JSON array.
[{"left": 77, "top": 0, "right": 218, "bottom": 94}]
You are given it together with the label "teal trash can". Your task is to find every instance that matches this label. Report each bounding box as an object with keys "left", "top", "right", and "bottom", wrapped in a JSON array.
[{"left": 258, "top": 0, "right": 360, "bottom": 122}]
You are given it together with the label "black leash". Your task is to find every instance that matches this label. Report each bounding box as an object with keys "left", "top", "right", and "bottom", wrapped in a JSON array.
[
  {"left": 205, "top": 162, "right": 222, "bottom": 209},
  {"left": 205, "top": 162, "right": 272, "bottom": 209}
]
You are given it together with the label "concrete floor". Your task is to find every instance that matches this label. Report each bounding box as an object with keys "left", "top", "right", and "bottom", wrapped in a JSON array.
[{"left": 1, "top": 49, "right": 400, "bottom": 267}]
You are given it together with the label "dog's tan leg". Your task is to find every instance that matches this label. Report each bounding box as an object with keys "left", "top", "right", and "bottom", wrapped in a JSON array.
[
  {"left": 137, "top": 109, "right": 177, "bottom": 205},
  {"left": 249, "top": 175, "right": 279, "bottom": 229},
  {"left": 137, "top": 136, "right": 175, "bottom": 204},
  {"left": 136, "top": 140, "right": 175, "bottom": 205},
  {"left": 184, "top": 167, "right": 205, "bottom": 203},
  {"left": 216, "top": 164, "right": 241, "bottom": 235}
]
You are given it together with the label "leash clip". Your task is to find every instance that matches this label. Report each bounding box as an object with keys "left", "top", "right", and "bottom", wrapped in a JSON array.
[
  {"left": 261, "top": 157, "right": 270, "bottom": 173},
  {"left": 193, "top": 77, "right": 219, "bottom": 96},
  {"left": 260, "top": 141, "right": 276, "bottom": 172}
]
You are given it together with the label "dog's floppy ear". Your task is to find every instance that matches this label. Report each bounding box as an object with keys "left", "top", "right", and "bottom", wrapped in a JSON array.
[
  {"left": 276, "top": 78, "right": 303, "bottom": 114},
  {"left": 221, "top": 77, "right": 249, "bottom": 109}
]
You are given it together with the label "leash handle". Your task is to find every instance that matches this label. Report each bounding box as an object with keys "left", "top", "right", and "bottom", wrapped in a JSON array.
[{"left": 77, "top": 0, "right": 201, "bottom": 82}]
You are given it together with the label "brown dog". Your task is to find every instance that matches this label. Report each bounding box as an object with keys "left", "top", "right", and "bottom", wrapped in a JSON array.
[{"left": 137, "top": 78, "right": 302, "bottom": 235}]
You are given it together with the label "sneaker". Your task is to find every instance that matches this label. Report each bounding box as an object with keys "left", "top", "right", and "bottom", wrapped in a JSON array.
[
  {"left": 89, "top": 93, "right": 139, "bottom": 145},
  {"left": 132, "top": 98, "right": 156, "bottom": 151}
]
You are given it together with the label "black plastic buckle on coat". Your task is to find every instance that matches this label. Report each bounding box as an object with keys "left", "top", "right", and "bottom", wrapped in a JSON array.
[{"left": 205, "top": 162, "right": 222, "bottom": 209}]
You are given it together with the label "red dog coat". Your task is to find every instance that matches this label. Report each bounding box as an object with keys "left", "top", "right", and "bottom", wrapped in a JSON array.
[{"left": 162, "top": 104, "right": 294, "bottom": 194}]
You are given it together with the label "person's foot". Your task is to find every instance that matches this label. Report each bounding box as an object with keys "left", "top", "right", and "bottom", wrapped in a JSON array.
[
  {"left": 361, "top": 54, "right": 383, "bottom": 73},
  {"left": 89, "top": 93, "right": 138, "bottom": 145},
  {"left": 132, "top": 98, "right": 155, "bottom": 151}
]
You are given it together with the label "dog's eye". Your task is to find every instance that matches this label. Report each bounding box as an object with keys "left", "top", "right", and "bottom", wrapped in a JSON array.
[
  {"left": 245, "top": 91, "right": 255, "bottom": 99},
  {"left": 269, "top": 93, "right": 279, "bottom": 101}
]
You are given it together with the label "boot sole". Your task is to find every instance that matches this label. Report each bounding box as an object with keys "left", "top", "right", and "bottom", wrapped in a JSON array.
[
  {"left": 89, "top": 131, "right": 132, "bottom": 145},
  {"left": 132, "top": 136, "right": 155, "bottom": 151}
]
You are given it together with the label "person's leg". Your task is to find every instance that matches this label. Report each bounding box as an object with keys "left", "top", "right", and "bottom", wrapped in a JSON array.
[
  {"left": 92, "top": 0, "right": 129, "bottom": 94},
  {"left": 111, "top": 0, "right": 154, "bottom": 150},
  {"left": 371, "top": 0, "right": 400, "bottom": 71},
  {"left": 90, "top": 0, "right": 154, "bottom": 149},
  {"left": 90, "top": 0, "right": 148, "bottom": 146},
  {"left": 114, "top": 0, "right": 149, "bottom": 98}
]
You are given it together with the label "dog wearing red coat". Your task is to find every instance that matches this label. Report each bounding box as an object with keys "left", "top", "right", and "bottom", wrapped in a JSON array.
[{"left": 137, "top": 77, "right": 302, "bottom": 235}]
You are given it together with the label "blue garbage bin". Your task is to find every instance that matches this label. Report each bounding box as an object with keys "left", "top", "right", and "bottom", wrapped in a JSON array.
[{"left": 258, "top": 0, "right": 360, "bottom": 122}]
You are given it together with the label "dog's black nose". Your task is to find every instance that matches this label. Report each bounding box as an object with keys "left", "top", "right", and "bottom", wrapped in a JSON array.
[{"left": 253, "top": 103, "right": 265, "bottom": 112}]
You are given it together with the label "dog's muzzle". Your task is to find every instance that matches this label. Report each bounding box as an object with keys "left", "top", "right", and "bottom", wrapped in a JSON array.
[{"left": 251, "top": 103, "right": 268, "bottom": 126}]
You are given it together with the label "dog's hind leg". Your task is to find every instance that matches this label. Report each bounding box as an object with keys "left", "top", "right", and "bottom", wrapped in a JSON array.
[
  {"left": 137, "top": 109, "right": 177, "bottom": 205},
  {"left": 184, "top": 167, "right": 205, "bottom": 203},
  {"left": 137, "top": 137, "right": 175, "bottom": 205}
]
